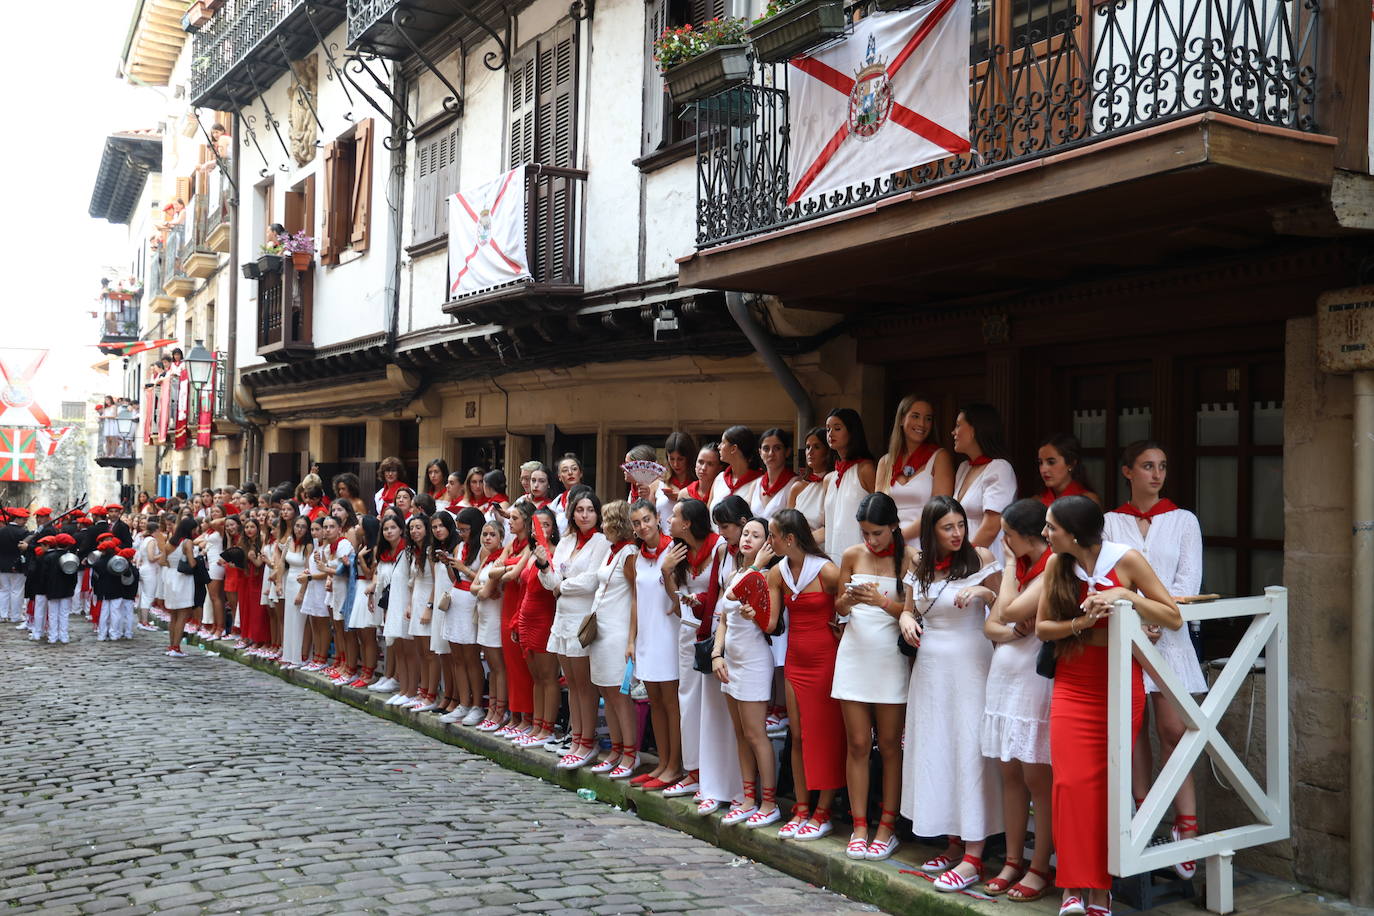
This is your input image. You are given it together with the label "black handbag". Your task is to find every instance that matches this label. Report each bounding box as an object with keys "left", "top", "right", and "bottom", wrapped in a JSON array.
[
  {"left": 1036, "top": 640, "right": 1058, "bottom": 679},
  {"left": 377, "top": 584, "right": 390, "bottom": 611},
  {"left": 897, "top": 629, "right": 919, "bottom": 659},
  {"left": 693, "top": 635, "right": 715, "bottom": 674},
  {"left": 177, "top": 557, "right": 196, "bottom": 575}
]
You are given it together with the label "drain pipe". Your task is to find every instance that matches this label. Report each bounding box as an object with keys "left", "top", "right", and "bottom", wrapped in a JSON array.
[
  {"left": 725, "top": 292, "right": 813, "bottom": 440},
  {"left": 1351, "top": 368, "right": 1373, "bottom": 907}
]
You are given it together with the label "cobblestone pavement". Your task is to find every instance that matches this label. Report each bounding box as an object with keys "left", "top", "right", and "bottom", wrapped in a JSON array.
[{"left": 0, "top": 622, "right": 876, "bottom": 915}]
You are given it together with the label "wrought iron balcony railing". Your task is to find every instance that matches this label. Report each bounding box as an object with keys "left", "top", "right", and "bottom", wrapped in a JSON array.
[
  {"left": 257, "top": 258, "right": 315, "bottom": 359},
  {"left": 347, "top": 0, "right": 396, "bottom": 46},
  {"left": 190, "top": 0, "right": 346, "bottom": 109},
  {"left": 695, "top": 0, "right": 1320, "bottom": 247},
  {"left": 99, "top": 293, "right": 141, "bottom": 342},
  {"left": 96, "top": 409, "right": 139, "bottom": 468}
]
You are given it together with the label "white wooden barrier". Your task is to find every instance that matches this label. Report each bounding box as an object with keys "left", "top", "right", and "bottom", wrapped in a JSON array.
[{"left": 1107, "top": 586, "right": 1289, "bottom": 914}]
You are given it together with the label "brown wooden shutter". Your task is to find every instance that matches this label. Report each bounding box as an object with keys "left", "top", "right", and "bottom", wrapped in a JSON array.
[
  {"left": 508, "top": 49, "right": 537, "bottom": 168},
  {"left": 283, "top": 189, "right": 304, "bottom": 235},
  {"left": 303, "top": 174, "right": 315, "bottom": 239},
  {"left": 688, "top": 0, "right": 726, "bottom": 23},
  {"left": 175, "top": 175, "right": 193, "bottom": 205},
  {"left": 319, "top": 142, "right": 339, "bottom": 264},
  {"left": 351, "top": 118, "right": 373, "bottom": 251}
]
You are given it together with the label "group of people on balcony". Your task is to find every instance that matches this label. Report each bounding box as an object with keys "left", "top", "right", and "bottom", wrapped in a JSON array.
[{"left": 110, "top": 401, "right": 1206, "bottom": 916}]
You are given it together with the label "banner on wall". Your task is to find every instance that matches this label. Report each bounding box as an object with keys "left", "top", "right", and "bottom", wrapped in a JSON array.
[
  {"left": 448, "top": 168, "right": 532, "bottom": 298},
  {"left": 0, "top": 428, "right": 39, "bottom": 482},
  {"left": 0, "top": 349, "right": 52, "bottom": 427}
]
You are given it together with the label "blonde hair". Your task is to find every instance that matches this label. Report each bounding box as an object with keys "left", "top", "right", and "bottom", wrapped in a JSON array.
[
  {"left": 885, "top": 394, "right": 940, "bottom": 463},
  {"left": 601, "top": 500, "right": 633, "bottom": 542}
]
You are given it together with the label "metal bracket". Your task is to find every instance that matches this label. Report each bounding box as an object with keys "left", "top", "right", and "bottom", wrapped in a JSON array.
[
  {"left": 391, "top": 7, "right": 463, "bottom": 115},
  {"left": 274, "top": 34, "right": 326, "bottom": 143},
  {"left": 570, "top": 0, "right": 594, "bottom": 20},
  {"left": 342, "top": 51, "right": 416, "bottom": 149},
  {"left": 303, "top": 1, "right": 355, "bottom": 108},
  {"left": 444, "top": 0, "right": 509, "bottom": 71},
  {"left": 238, "top": 112, "right": 275, "bottom": 177},
  {"left": 244, "top": 65, "right": 293, "bottom": 168},
  {"left": 192, "top": 108, "right": 240, "bottom": 203}
]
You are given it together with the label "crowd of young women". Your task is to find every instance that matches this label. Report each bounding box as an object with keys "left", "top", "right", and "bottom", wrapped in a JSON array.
[{"left": 128, "top": 399, "right": 1209, "bottom": 916}]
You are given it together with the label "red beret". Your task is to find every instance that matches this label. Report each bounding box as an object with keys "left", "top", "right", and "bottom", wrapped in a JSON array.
[
  {"left": 5, "top": 507, "right": 28, "bottom": 519},
  {"left": 117, "top": 548, "right": 136, "bottom": 559},
  {"left": 55, "top": 534, "right": 76, "bottom": 547},
  {"left": 90, "top": 506, "right": 107, "bottom": 517},
  {"left": 154, "top": 497, "right": 167, "bottom": 505},
  {"left": 35, "top": 507, "right": 52, "bottom": 516},
  {"left": 38, "top": 536, "right": 54, "bottom": 545},
  {"left": 97, "top": 537, "right": 120, "bottom": 549},
  {"left": 105, "top": 504, "right": 124, "bottom": 512}
]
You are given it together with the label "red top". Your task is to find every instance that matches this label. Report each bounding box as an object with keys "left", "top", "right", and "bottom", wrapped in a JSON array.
[{"left": 1039, "top": 480, "right": 1089, "bottom": 506}]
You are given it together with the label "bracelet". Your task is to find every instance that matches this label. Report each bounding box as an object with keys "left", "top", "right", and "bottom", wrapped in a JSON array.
[
  {"left": 1071, "top": 617, "right": 1082, "bottom": 637},
  {"left": 712, "top": 653, "right": 725, "bottom": 661}
]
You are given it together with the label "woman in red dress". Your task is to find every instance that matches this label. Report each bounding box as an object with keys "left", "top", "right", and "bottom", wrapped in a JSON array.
[
  {"left": 519, "top": 508, "right": 562, "bottom": 747},
  {"left": 1036, "top": 434, "right": 1101, "bottom": 508},
  {"left": 767, "top": 508, "right": 846, "bottom": 842},
  {"left": 238, "top": 518, "right": 268, "bottom": 650},
  {"left": 1036, "top": 495, "right": 1181, "bottom": 916},
  {"left": 487, "top": 502, "right": 536, "bottom": 741}
]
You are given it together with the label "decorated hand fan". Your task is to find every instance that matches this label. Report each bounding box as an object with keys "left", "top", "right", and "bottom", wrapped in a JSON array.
[
  {"left": 531, "top": 515, "right": 553, "bottom": 558},
  {"left": 733, "top": 569, "right": 772, "bottom": 630},
  {"left": 621, "top": 460, "right": 667, "bottom": 486}
]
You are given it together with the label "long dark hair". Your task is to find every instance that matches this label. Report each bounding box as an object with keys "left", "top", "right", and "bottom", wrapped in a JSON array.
[
  {"left": 826, "top": 407, "right": 875, "bottom": 461},
  {"left": 801, "top": 424, "right": 834, "bottom": 474},
  {"left": 711, "top": 494, "right": 752, "bottom": 529},
  {"left": 406, "top": 512, "right": 432, "bottom": 572},
  {"left": 721, "top": 425, "right": 762, "bottom": 470},
  {"left": 357, "top": 515, "right": 381, "bottom": 567},
  {"left": 425, "top": 458, "right": 450, "bottom": 494},
  {"left": 958, "top": 403, "right": 1009, "bottom": 461},
  {"left": 770, "top": 508, "right": 828, "bottom": 559},
  {"left": 430, "top": 510, "right": 458, "bottom": 561},
  {"left": 1040, "top": 433, "right": 1093, "bottom": 492},
  {"left": 455, "top": 507, "right": 486, "bottom": 559},
  {"left": 671, "top": 498, "right": 714, "bottom": 588},
  {"left": 170, "top": 517, "right": 197, "bottom": 547},
  {"left": 914, "top": 495, "right": 980, "bottom": 592},
  {"left": 1003, "top": 498, "right": 1048, "bottom": 541},
  {"left": 855, "top": 492, "right": 905, "bottom": 599},
  {"left": 531, "top": 507, "right": 561, "bottom": 552},
  {"left": 564, "top": 484, "right": 601, "bottom": 532},
  {"left": 1044, "top": 494, "right": 1105, "bottom": 625}
]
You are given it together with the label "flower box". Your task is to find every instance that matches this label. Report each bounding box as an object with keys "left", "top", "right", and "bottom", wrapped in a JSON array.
[
  {"left": 290, "top": 251, "right": 312, "bottom": 272},
  {"left": 257, "top": 254, "right": 283, "bottom": 275},
  {"left": 663, "top": 44, "right": 752, "bottom": 104},
  {"left": 185, "top": 250, "right": 218, "bottom": 279},
  {"left": 747, "top": 0, "right": 845, "bottom": 64},
  {"left": 182, "top": 1, "right": 213, "bottom": 32},
  {"left": 684, "top": 86, "right": 758, "bottom": 128},
  {"left": 241, "top": 262, "right": 261, "bottom": 281}
]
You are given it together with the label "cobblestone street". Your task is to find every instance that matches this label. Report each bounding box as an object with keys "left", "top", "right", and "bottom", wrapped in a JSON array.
[{"left": 0, "top": 623, "right": 876, "bottom": 916}]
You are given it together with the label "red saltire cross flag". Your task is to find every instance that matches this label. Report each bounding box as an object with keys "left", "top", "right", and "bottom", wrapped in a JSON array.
[
  {"left": 448, "top": 168, "right": 532, "bottom": 297},
  {"left": 34, "top": 426, "right": 73, "bottom": 457},
  {"left": 786, "top": 0, "right": 970, "bottom": 205},
  {"left": 0, "top": 428, "right": 39, "bottom": 482},
  {"left": 0, "top": 350, "right": 52, "bottom": 427}
]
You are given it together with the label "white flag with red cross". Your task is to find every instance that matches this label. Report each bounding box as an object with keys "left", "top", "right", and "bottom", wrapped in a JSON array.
[
  {"left": 786, "top": 0, "right": 970, "bottom": 206},
  {"left": 448, "top": 168, "right": 532, "bottom": 298}
]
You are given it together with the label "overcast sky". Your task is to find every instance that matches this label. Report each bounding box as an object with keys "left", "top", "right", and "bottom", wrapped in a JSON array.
[{"left": 0, "top": 1, "right": 163, "bottom": 411}]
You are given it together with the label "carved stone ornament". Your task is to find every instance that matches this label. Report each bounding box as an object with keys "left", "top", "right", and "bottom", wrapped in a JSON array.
[
  {"left": 981, "top": 312, "right": 1010, "bottom": 345},
  {"left": 289, "top": 55, "right": 318, "bottom": 167}
]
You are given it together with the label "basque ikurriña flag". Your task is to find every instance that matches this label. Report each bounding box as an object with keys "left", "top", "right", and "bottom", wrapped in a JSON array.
[
  {"left": 786, "top": 0, "right": 970, "bottom": 205},
  {"left": 448, "top": 168, "right": 532, "bottom": 298},
  {"left": 0, "top": 428, "right": 39, "bottom": 482}
]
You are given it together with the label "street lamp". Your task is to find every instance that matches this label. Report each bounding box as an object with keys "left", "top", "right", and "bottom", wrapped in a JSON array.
[
  {"left": 186, "top": 339, "right": 214, "bottom": 391},
  {"left": 114, "top": 405, "right": 136, "bottom": 438}
]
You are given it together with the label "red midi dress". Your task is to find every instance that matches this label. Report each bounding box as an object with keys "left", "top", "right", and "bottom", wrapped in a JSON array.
[
  {"left": 516, "top": 562, "right": 557, "bottom": 654},
  {"left": 501, "top": 552, "right": 534, "bottom": 715},
  {"left": 1050, "top": 558, "right": 1145, "bottom": 890},
  {"left": 783, "top": 589, "right": 847, "bottom": 791},
  {"left": 239, "top": 563, "right": 269, "bottom": 643}
]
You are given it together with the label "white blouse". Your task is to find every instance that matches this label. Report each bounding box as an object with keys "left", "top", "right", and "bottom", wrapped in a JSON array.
[
  {"left": 1103, "top": 507, "right": 1203, "bottom": 597},
  {"left": 954, "top": 458, "right": 1017, "bottom": 558}
]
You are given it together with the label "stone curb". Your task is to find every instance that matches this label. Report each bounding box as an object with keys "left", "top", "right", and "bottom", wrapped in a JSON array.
[{"left": 170, "top": 627, "right": 984, "bottom": 916}]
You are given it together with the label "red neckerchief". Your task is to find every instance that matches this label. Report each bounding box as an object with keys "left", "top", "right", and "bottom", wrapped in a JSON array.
[
  {"left": 556, "top": 491, "right": 570, "bottom": 512},
  {"left": 428, "top": 486, "right": 446, "bottom": 500},
  {"left": 1114, "top": 498, "right": 1179, "bottom": 520},
  {"left": 307, "top": 504, "right": 327, "bottom": 521},
  {"left": 573, "top": 528, "right": 597, "bottom": 551},
  {"left": 686, "top": 532, "right": 721, "bottom": 576},
  {"left": 803, "top": 472, "right": 824, "bottom": 483},
  {"left": 378, "top": 480, "right": 405, "bottom": 509},
  {"left": 688, "top": 536, "right": 725, "bottom": 639},
  {"left": 639, "top": 532, "right": 670, "bottom": 560},
  {"left": 1015, "top": 549, "right": 1051, "bottom": 589},
  {"left": 834, "top": 459, "right": 857, "bottom": 487},
  {"left": 669, "top": 475, "right": 693, "bottom": 490},
  {"left": 759, "top": 468, "right": 796, "bottom": 499},
  {"left": 934, "top": 556, "right": 952, "bottom": 571},
  {"left": 485, "top": 495, "right": 507, "bottom": 508},
  {"left": 528, "top": 497, "right": 549, "bottom": 509},
  {"left": 684, "top": 481, "right": 709, "bottom": 502},
  {"left": 968, "top": 455, "right": 993, "bottom": 467},
  {"left": 722, "top": 467, "right": 764, "bottom": 494},
  {"left": 865, "top": 541, "right": 894, "bottom": 558},
  {"left": 327, "top": 536, "right": 345, "bottom": 558},
  {"left": 891, "top": 443, "right": 938, "bottom": 487},
  {"left": 605, "top": 540, "right": 633, "bottom": 565},
  {"left": 476, "top": 549, "right": 497, "bottom": 569},
  {"left": 378, "top": 542, "right": 403, "bottom": 562},
  {"left": 1039, "top": 480, "right": 1088, "bottom": 506}
]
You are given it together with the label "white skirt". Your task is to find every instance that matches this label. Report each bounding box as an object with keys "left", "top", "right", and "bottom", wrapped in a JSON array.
[
  {"left": 347, "top": 582, "right": 382, "bottom": 630},
  {"left": 1144, "top": 624, "right": 1209, "bottom": 694},
  {"left": 160, "top": 566, "right": 195, "bottom": 610},
  {"left": 634, "top": 593, "right": 679, "bottom": 683},
  {"left": 980, "top": 635, "right": 1052, "bottom": 765},
  {"left": 721, "top": 606, "right": 774, "bottom": 703},
  {"left": 425, "top": 605, "right": 448, "bottom": 651},
  {"left": 443, "top": 587, "right": 478, "bottom": 645},
  {"left": 589, "top": 603, "right": 632, "bottom": 689},
  {"left": 831, "top": 598, "right": 910, "bottom": 704},
  {"left": 382, "top": 588, "right": 410, "bottom": 642},
  {"left": 208, "top": 556, "right": 226, "bottom": 581},
  {"left": 476, "top": 596, "right": 502, "bottom": 649}
]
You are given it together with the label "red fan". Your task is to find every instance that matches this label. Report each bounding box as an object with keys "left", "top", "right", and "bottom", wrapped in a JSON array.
[
  {"left": 733, "top": 569, "right": 772, "bottom": 631},
  {"left": 531, "top": 514, "right": 554, "bottom": 559}
]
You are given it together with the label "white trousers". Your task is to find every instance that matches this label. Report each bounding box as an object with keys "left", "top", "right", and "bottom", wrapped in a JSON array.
[
  {"left": 0, "top": 572, "right": 23, "bottom": 621},
  {"left": 677, "top": 623, "right": 703, "bottom": 772},
  {"left": 98, "top": 598, "right": 135, "bottom": 640},
  {"left": 32, "top": 597, "right": 70, "bottom": 643}
]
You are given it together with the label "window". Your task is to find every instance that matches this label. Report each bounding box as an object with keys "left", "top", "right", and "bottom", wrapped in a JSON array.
[
  {"left": 61, "top": 401, "right": 86, "bottom": 421},
  {"left": 509, "top": 22, "right": 578, "bottom": 171},
  {"left": 321, "top": 119, "right": 374, "bottom": 264},
  {"left": 643, "top": 0, "right": 728, "bottom": 158},
  {"left": 412, "top": 125, "right": 460, "bottom": 247},
  {"left": 284, "top": 176, "right": 316, "bottom": 239}
]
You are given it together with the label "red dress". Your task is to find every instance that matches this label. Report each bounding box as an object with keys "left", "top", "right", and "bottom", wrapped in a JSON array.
[
  {"left": 1050, "top": 565, "right": 1145, "bottom": 890},
  {"left": 516, "top": 562, "right": 557, "bottom": 654},
  {"left": 238, "top": 563, "right": 269, "bottom": 643},
  {"left": 501, "top": 552, "right": 534, "bottom": 715},
  {"left": 782, "top": 589, "right": 847, "bottom": 791}
]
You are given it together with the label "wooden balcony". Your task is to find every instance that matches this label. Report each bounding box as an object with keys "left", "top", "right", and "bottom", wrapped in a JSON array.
[{"left": 256, "top": 258, "right": 315, "bottom": 361}]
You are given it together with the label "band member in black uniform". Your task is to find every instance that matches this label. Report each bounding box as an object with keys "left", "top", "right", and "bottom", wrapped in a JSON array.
[{"left": 0, "top": 507, "right": 27, "bottom": 623}]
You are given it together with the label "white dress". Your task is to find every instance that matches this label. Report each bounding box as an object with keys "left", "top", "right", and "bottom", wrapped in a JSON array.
[
  {"left": 282, "top": 543, "right": 309, "bottom": 664},
  {"left": 1105, "top": 507, "right": 1206, "bottom": 694},
  {"left": 879, "top": 453, "right": 940, "bottom": 533},
  {"left": 382, "top": 555, "right": 412, "bottom": 643},
  {"left": 160, "top": 542, "right": 196, "bottom": 609},
  {"left": 204, "top": 529, "right": 225, "bottom": 581},
  {"left": 589, "top": 544, "right": 638, "bottom": 688},
  {"left": 472, "top": 558, "right": 503, "bottom": 648},
  {"left": 792, "top": 478, "right": 826, "bottom": 533},
  {"left": 543, "top": 532, "right": 611, "bottom": 658},
  {"left": 408, "top": 559, "right": 436, "bottom": 640},
  {"left": 749, "top": 472, "right": 795, "bottom": 522},
  {"left": 708, "top": 471, "right": 762, "bottom": 515},
  {"left": 326, "top": 540, "right": 354, "bottom": 622},
  {"left": 676, "top": 540, "right": 742, "bottom": 803},
  {"left": 632, "top": 545, "right": 677, "bottom": 682},
  {"left": 823, "top": 466, "right": 871, "bottom": 561},
  {"left": 300, "top": 549, "right": 330, "bottom": 618},
  {"left": 349, "top": 555, "right": 389, "bottom": 630},
  {"left": 831, "top": 574, "right": 910, "bottom": 704},
  {"left": 442, "top": 547, "right": 480, "bottom": 646},
  {"left": 719, "top": 588, "right": 773, "bottom": 702},
  {"left": 981, "top": 574, "right": 1053, "bottom": 765},
  {"left": 901, "top": 562, "right": 1003, "bottom": 839},
  {"left": 137, "top": 537, "right": 160, "bottom": 609},
  {"left": 954, "top": 459, "right": 1017, "bottom": 561}
]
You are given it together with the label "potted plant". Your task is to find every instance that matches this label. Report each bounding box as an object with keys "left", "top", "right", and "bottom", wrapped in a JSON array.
[
  {"left": 241, "top": 261, "right": 262, "bottom": 281},
  {"left": 182, "top": 0, "right": 213, "bottom": 32},
  {"left": 280, "top": 231, "right": 317, "bottom": 272},
  {"left": 654, "top": 17, "right": 752, "bottom": 103},
  {"left": 746, "top": 0, "right": 845, "bottom": 63},
  {"left": 256, "top": 242, "right": 283, "bottom": 276}
]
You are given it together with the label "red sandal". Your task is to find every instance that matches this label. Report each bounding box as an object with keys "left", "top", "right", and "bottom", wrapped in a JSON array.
[
  {"left": 1007, "top": 866, "right": 1054, "bottom": 902},
  {"left": 984, "top": 857, "right": 1026, "bottom": 896},
  {"left": 934, "top": 854, "right": 985, "bottom": 893}
]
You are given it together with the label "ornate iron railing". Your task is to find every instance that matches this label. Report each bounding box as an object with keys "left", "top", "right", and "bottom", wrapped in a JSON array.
[
  {"left": 695, "top": 0, "right": 1320, "bottom": 247},
  {"left": 256, "top": 259, "right": 314, "bottom": 354},
  {"left": 346, "top": 0, "right": 397, "bottom": 46},
  {"left": 100, "top": 294, "right": 141, "bottom": 341},
  {"left": 192, "top": 0, "right": 302, "bottom": 104}
]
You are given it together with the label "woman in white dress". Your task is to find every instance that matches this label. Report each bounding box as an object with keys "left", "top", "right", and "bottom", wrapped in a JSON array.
[
  {"left": 681, "top": 442, "right": 722, "bottom": 507},
  {"left": 584, "top": 501, "right": 640, "bottom": 778},
  {"left": 158, "top": 517, "right": 199, "bottom": 657},
  {"left": 833, "top": 491, "right": 916, "bottom": 861},
  {"left": 709, "top": 426, "right": 765, "bottom": 513},
  {"left": 661, "top": 498, "right": 740, "bottom": 811},
  {"left": 787, "top": 425, "right": 833, "bottom": 535},
  {"left": 426, "top": 512, "right": 457, "bottom": 712},
  {"left": 898, "top": 495, "right": 1003, "bottom": 892},
  {"left": 876, "top": 394, "right": 954, "bottom": 539},
  {"left": 440, "top": 508, "right": 490, "bottom": 726},
  {"left": 199, "top": 506, "right": 227, "bottom": 638},
  {"left": 323, "top": 506, "right": 357, "bottom": 683},
  {"left": 381, "top": 515, "right": 420, "bottom": 704},
  {"left": 472, "top": 517, "right": 507, "bottom": 731},
  {"left": 406, "top": 514, "right": 439, "bottom": 711},
  {"left": 542, "top": 487, "right": 611, "bottom": 767},
  {"left": 298, "top": 517, "right": 333, "bottom": 671},
  {"left": 345, "top": 516, "right": 382, "bottom": 686},
  {"left": 711, "top": 517, "right": 781, "bottom": 828},
  {"left": 822, "top": 408, "right": 877, "bottom": 561},
  {"left": 136, "top": 518, "right": 161, "bottom": 623},
  {"left": 1105, "top": 440, "right": 1206, "bottom": 876},
  {"left": 628, "top": 499, "right": 683, "bottom": 789},
  {"left": 752, "top": 427, "right": 796, "bottom": 723},
  {"left": 951, "top": 403, "right": 1017, "bottom": 557},
  {"left": 980, "top": 498, "right": 1055, "bottom": 901},
  {"left": 280, "top": 516, "right": 311, "bottom": 668},
  {"left": 659, "top": 431, "right": 698, "bottom": 504}
]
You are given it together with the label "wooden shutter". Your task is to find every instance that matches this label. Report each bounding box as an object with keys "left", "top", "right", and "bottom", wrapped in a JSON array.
[
  {"left": 283, "top": 189, "right": 304, "bottom": 235},
  {"left": 175, "top": 175, "right": 193, "bottom": 205},
  {"left": 435, "top": 127, "right": 460, "bottom": 239},
  {"left": 319, "top": 142, "right": 339, "bottom": 264},
  {"left": 533, "top": 25, "right": 578, "bottom": 167},
  {"left": 303, "top": 174, "right": 315, "bottom": 239},
  {"left": 351, "top": 119, "right": 373, "bottom": 251},
  {"left": 688, "top": 0, "right": 726, "bottom": 23},
  {"left": 508, "top": 48, "right": 537, "bottom": 169},
  {"left": 643, "top": 0, "right": 669, "bottom": 154},
  {"left": 412, "top": 136, "right": 437, "bottom": 244}
]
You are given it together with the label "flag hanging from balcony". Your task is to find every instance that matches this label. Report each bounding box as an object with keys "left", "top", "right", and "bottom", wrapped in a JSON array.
[
  {"left": 174, "top": 364, "right": 191, "bottom": 450},
  {"left": 448, "top": 168, "right": 531, "bottom": 298},
  {"left": 0, "top": 428, "right": 39, "bottom": 482},
  {"left": 785, "top": 0, "right": 970, "bottom": 205},
  {"left": 34, "top": 426, "right": 72, "bottom": 457},
  {"left": 196, "top": 359, "right": 216, "bottom": 449},
  {"left": 0, "top": 349, "right": 52, "bottom": 427}
]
